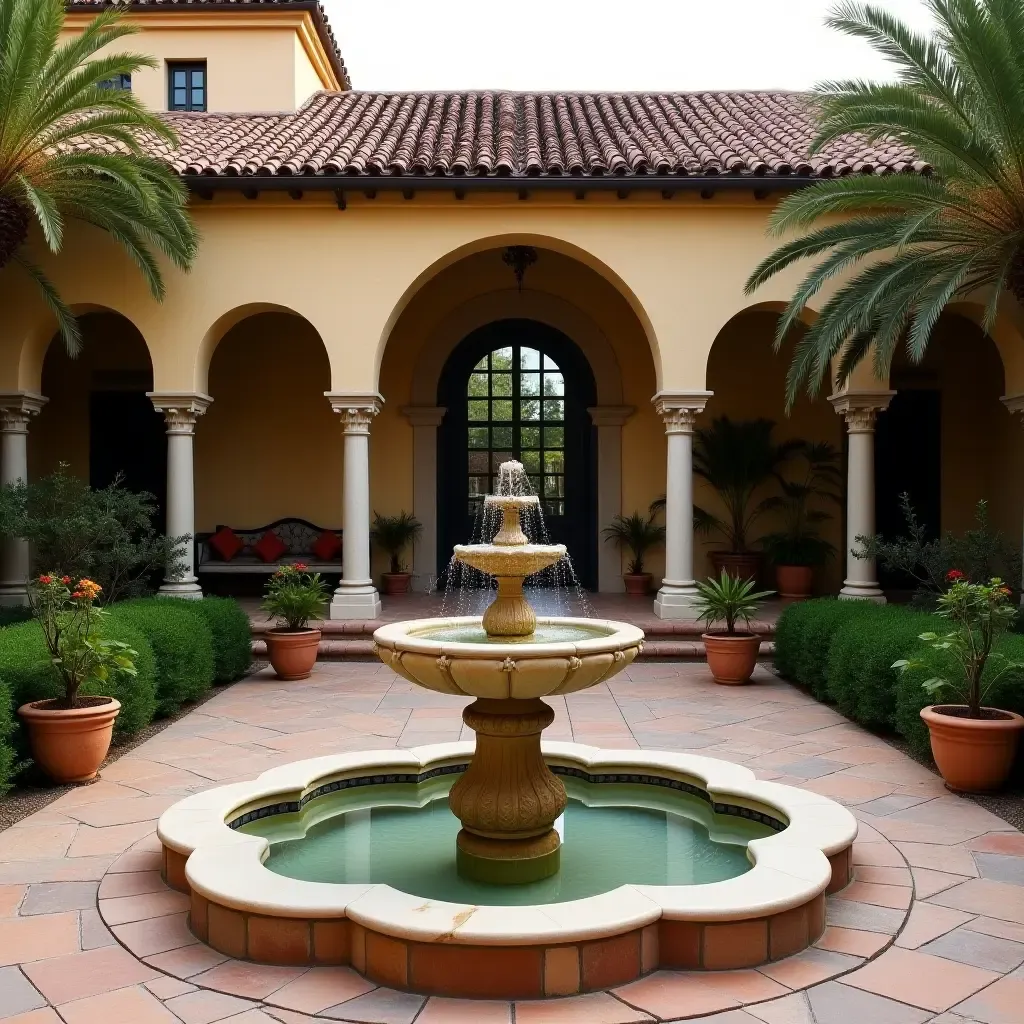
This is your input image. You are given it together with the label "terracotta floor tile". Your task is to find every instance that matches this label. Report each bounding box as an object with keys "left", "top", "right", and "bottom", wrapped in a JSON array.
[
  {"left": 163, "top": 989, "right": 256, "bottom": 1023},
  {"left": 145, "top": 976, "right": 195, "bottom": 999},
  {"left": 1, "top": 1011, "right": 64, "bottom": 1024},
  {"left": 190, "top": 961, "right": 306, "bottom": 1000},
  {"left": 968, "top": 833, "right": 1024, "bottom": 857},
  {"left": 973, "top": 852, "right": 1024, "bottom": 886},
  {"left": 921, "top": 926, "right": 1024, "bottom": 973},
  {"left": 928, "top": 878, "right": 1024, "bottom": 924},
  {"left": 745, "top": 992, "right": 816, "bottom": 1024},
  {"left": 0, "top": 825, "right": 77, "bottom": 861},
  {"left": 0, "top": 912, "right": 80, "bottom": 966},
  {"left": 807, "top": 981, "right": 931, "bottom": 1024},
  {"left": 851, "top": 841, "right": 905, "bottom": 868},
  {"left": 953, "top": 971, "right": 1024, "bottom": 1024},
  {"left": 97, "top": 871, "right": 166, "bottom": 899},
  {"left": 965, "top": 916, "right": 1024, "bottom": 944},
  {"left": 613, "top": 969, "right": 787, "bottom": 1019},
  {"left": 854, "top": 865, "right": 912, "bottom": 886},
  {"left": 759, "top": 947, "right": 861, "bottom": 988},
  {"left": 144, "top": 944, "right": 229, "bottom": 979},
  {"left": 834, "top": 881, "right": 912, "bottom": 910},
  {"left": 815, "top": 925, "right": 890, "bottom": 957},
  {"left": 318, "top": 987, "right": 425, "bottom": 1023},
  {"left": 263, "top": 967, "right": 375, "bottom": 1014},
  {"left": 414, "top": 997, "right": 511, "bottom": 1023},
  {"left": 839, "top": 946, "right": 999, "bottom": 1012},
  {"left": 22, "top": 944, "right": 159, "bottom": 1004},
  {"left": 0, "top": 964, "right": 47, "bottom": 1017},
  {"left": 98, "top": 889, "right": 190, "bottom": 926},
  {"left": 895, "top": 903, "right": 975, "bottom": 949},
  {"left": 911, "top": 867, "right": 971, "bottom": 899},
  {"left": 825, "top": 898, "right": 906, "bottom": 934},
  {"left": 67, "top": 823, "right": 157, "bottom": 859},
  {"left": 895, "top": 843, "right": 981, "bottom": 876},
  {"left": 515, "top": 992, "right": 653, "bottom": 1022},
  {"left": 56, "top": 984, "right": 179, "bottom": 1024},
  {"left": 20, "top": 882, "right": 98, "bottom": 916},
  {"left": 112, "top": 911, "right": 198, "bottom": 957},
  {"left": 0, "top": 886, "right": 25, "bottom": 917}
]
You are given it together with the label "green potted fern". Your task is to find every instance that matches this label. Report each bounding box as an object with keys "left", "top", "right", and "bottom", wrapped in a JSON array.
[
  {"left": 371, "top": 512, "right": 423, "bottom": 595},
  {"left": 261, "top": 565, "right": 329, "bottom": 680},
  {"left": 693, "top": 570, "right": 774, "bottom": 685},
  {"left": 602, "top": 511, "right": 666, "bottom": 595}
]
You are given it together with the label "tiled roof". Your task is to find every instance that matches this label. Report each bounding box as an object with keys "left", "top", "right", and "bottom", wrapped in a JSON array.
[
  {"left": 153, "top": 90, "right": 926, "bottom": 183},
  {"left": 65, "top": 0, "right": 351, "bottom": 89}
]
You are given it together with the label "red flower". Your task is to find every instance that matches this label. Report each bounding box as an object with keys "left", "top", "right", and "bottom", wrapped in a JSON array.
[
  {"left": 38, "top": 575, "right": 52, "bottom": 585},
  {"left": 61, "top": 576, "right": 71, "bottom": 584},
  {"left": 946, "top": 570, "right": 965, "bottom": 581},
  {"left": 294, "top": 562, "right": 308, "bottom": 571},
  {"left": 71, "top": 591, "right": 84, "bottom": 599}
]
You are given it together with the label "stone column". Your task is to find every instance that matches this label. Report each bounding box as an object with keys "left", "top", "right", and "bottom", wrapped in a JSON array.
[
  {"left": 1001, "top": 394, "right": 1024, "bottom": 600},
  {"left": 327, "top": 393, "right": 383, "bottom": 619},
  {"left": 588, "top": 405, "right": 634, "bottom": 593},
  {"left": 402, "top": 406, "right": 446, "bottom": 592},
  {"left": 0, "top": 392, "right": 47, "bottom": 606},
  {"left": 652, "top": 391, "right": 713, "bottom": 619},
  {"left": 829, "top": 391, "right": 894, "bottom": 602},
  {"left": 148, "top": 392, "right": 212, "bottom": 599}
]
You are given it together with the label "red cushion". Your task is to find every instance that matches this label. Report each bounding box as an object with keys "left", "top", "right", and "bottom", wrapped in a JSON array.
[
  {"left": 253, "top": 530, "right": 287, "bottom": 564},
  {"left": 312, "top": 530, "right": 342, "bottom": 562},
  {"left": 208, "top": 527, "right": 243, "bottom": 562}
]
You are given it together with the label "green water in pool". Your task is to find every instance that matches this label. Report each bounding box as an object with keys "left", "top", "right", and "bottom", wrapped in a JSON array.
[{"left": 241, "top": 777, "right": 772, "bottom": 905}]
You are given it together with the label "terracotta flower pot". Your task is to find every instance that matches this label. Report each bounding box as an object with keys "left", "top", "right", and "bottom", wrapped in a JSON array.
[
  {"left": 18, "top": 697, "right": 121, "bottom": 784},
  {"left": 920, "top": 705, "right": 1024, "bottom": 793},
  {"left": 265, "top": 628, "right": 322, "bottom": 680},
  {"left": 702, "top": 633, "right": 761, "bottom": 685},
  {"left": 710, "top": 551, "right": 762, "bottom": 584},
  {"left": 623, "top": 573, "right": 652, "bottom": 596},
  {"left": 382, "top": 572, "right": 412, "bottom": 596},
  {"left": 775, "top": 565, "right": 814, "bottom": 600}
]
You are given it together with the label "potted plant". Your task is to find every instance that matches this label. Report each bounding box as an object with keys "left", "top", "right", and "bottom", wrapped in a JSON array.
[
  {"left": 693, "top": 570, "right": 774, "bottom": 684},
  {"left": 761, "top": 442, "right": 841, "bottom": 600},
  {"left": 603, "top": 511, "right": 666, "bottom": 595},
  {"left": 18, "top": 573, "right": 136, "bottom": 783},
  {"left": 691, "top": 417, "right": 800, "bottom": 582},
  {"left": 895, "top": 573, "right": 1024, "bottom": 792},
  {"left": 262, "top": 563, "right": 329, "bottom": 680},
  {"left": 371, "top": 512, "right": 422, "bottom": 595}
]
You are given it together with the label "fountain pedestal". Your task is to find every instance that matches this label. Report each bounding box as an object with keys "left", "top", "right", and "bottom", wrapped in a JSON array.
[{"left": 448, "top": 698, "right": 567, "bottom": 883}]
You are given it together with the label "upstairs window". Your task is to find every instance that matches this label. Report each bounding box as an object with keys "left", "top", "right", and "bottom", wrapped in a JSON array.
[
  {"left": 98, "top": 73, "right": 132, "bottom": 91},
  {"left": 168, "top": 62, "right": 206, "bottom": 111}
]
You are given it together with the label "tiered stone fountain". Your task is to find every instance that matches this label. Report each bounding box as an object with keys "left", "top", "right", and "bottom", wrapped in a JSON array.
[{"left": 374, "top": 462, "right": 644, "bottom": 883}]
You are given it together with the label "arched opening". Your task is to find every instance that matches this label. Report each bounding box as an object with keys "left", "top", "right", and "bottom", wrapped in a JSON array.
[
  {"left": 30, "top": 312, "right": 165, "bottom": 524},
  {"left": 437, "top": 319, "right": 597, "bottom": 587}
]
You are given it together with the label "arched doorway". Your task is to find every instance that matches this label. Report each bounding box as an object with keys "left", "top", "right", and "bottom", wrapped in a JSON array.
[{"left": 438, "top": 319, "right": 597, "bottom": 588}]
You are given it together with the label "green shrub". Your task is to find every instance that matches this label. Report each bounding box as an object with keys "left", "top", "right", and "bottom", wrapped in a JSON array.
[
  {"left": 826, "top": 605, "right": 939, "bottom": 730},
  {"left": 107, "top": 598, "right": 214, "bottom": 716},
  {"left": 896, "top": 632, "right": 1024, "bottom": 759},
  {"left": 188, "top": 597, "right": 251, "bottom": 682},
  {"left": 0, "top": 680, "right": 16, "bottom": 795},
  {"left": 774, "top": 599, "right": 874, "bottom": 700},
  {"left": 0, "top": 618, "right": 156, "bottom": 757}
]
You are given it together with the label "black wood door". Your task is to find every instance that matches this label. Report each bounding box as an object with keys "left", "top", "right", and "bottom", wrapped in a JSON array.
[{"left": 438, "top": 320, "right": 597, "bottom": 588}]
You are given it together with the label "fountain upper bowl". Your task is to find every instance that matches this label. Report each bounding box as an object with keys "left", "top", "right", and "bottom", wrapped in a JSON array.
[
  {"left": 453, "top": 543, "right": 566, "bottom": 577},
  {"left": 373, "top": 615, "right": 644, "bottom": 699}
]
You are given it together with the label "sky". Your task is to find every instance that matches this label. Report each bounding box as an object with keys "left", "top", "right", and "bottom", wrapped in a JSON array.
[{"left": 323, "top": 0, "right": 937, "bottom": 93}]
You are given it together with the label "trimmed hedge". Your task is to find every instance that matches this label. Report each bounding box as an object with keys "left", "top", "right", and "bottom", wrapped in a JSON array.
[
  {"left": 108, "top": 598, "right": 215, "bottom": 716},
  {"left": 0, "top": 618, "right": 157, "bottom": 755},
  {"left": 0, "top": 680, "right": 16, "bottom": 795},
  {"left": 188, "top": 597, "right": 251, "bottom": 683},
  {"left": 826, "top": 605, "right": 939, "bottom": 731}
]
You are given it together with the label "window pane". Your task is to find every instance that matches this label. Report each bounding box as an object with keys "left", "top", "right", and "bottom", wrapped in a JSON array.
[
  {"left": 173, "top": 70, "right": 186, "bottom": 86},
  {"left": 474, "top": 355, "right": 488, "bottom": 371},
  {"left": 528, "top": 474, "right": 542, "bottom": 493},
  {"left": 543, "top": 399, "right": 564, "bottom": 422},
  {"left": 519, "top": 399, "right": 539, "bottom": 421},
  {"left": 191, "top": 88, "right": 204, "bottom": 108},
  {"left": 491, "top": 373, "right": 512, "bottom": 397},
  {"left": 468, "top": 400, "right": 488, "bottom": 421},
  {"left": 544, "top": 451, "right": 564, "bottom": 473},
  {"left": 191, "top": 69, "right": 205, "bottom": 86},
  {"left": 491, "top": 399, "right": 513, "bottom": 421},
  {"left": 543, "top": 475, "right": 563, "bottom": 497},
  {"left": 520, "top": 347, "right": 541, "bottom": 371},
  {"left": 544, "top": 355, "right": 560, "bottom": 370},
  {"left": 468, "top": 477, "right": 488, "bottom": 496},
  {"left": 521, "top": 426, "right": 540, "bottom": 447},
  {"left": 493, "top": 347, "right": 513, "bottom": 370},
  {"left": 543, "top": 372, "right": 564, "bottom": 397},
  {"left": 520, "top": 372, "right": 540, "bottom": 397},
  {"left": 492, "top": 452, "right": 514, "bottom": 471},
  {"left": 522, "top": 450, "right": 540, "bottom": 473},
  {"left": 173, "top": 88, "right": 186, "bottom": 106},
  {"left": 492, "top": 426, "right": 512, "bottom": 448},
  {"left": 468, "top": 451, "right": 488, "bottom": 473},
  {"left": 468, "top": 427, "right": 488, "bottom": 448},
  {"left": 468, "top": 373, "right": 488, "bottom": 397},
  {"left": 544, "top": 426, "right": 564, "bottom": 448}
]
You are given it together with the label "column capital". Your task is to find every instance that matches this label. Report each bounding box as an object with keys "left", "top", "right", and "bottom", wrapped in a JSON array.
[
  {"left": 148, "top": 392, "right": 213, "bottom": 435},
  {"left": 326, "top": 392, "right": 383, "bottom": 434},
  {"left": 401, "top": 405, "right": 446, "bottom": 428},
  {"left": 652, "top": 391, "right": 713, "bottom": 434},
  {"left": 828, "top": 390, "right": 895, "bottom": 433},
  {"left": 0, "top": 392, "right": 47, "bottom": 432},
  {"left": 587, "top": 405, "right": 635, "bottom": 428}
]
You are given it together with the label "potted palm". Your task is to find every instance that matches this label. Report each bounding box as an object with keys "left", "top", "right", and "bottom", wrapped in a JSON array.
[
  {"left": 603, "top": 511, "right": 666, "bottom": 595},
  {"left": 895, "top": 573, "right": 1024, "bottom": 792},
  {"left": 18, "top": 573, "right": 136, "bottom": 783},
  {"left": 692, "top": 417, "right": 800, "bottom": 583},
  {"left": 371, "top": 512, "right": 422, "bottom": 595},
  {"left": 694, "top": 570, "right": 774, "bottom": 685},
  {"left": 262, "top": 564, "right": 329, "bottom": 680},
  {"left": 761, "top": 442, "right": 841, "bottom": 600}
]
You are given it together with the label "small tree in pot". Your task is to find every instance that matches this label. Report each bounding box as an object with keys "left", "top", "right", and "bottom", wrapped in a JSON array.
[
  {"left": 19, "top": 574, "right": 137, "bottom": 783},
  {"left": 603, "top": 510, "right": 666, "bottom": 595},
  {"left": 895, "top": 573, "right": 1024, "bottom": 792},
  {"left": 761, "top": 442, "right": 841, "bottom": 600},
  {"left": 262, "top": 564, "right": 329, "bottom": 680},
  {"left": 693, "top": 570, "right": 774, "bottom": 685},
  {"left": 371, "top": 512, "right": 422, "bottom": 595}
]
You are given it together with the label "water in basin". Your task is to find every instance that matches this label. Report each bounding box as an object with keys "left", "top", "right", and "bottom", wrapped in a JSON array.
[
  {"left": 242, "top": 776, "right": 772, "bottom": 906},
  {"left": 412, "top": 623, "right": 614, "bottom": 645}
]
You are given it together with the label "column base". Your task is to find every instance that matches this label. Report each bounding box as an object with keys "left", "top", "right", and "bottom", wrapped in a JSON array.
[
  {"left": 157, "top": 579, "right": 203, "bottom": 600},
  {"left": 0, "top": 583, "right": 28, "bottom": 607},
  {"left": 653, "top": 581, "right": 702, "bottom": 620},
  {"left": 330, "top": 582, "right": 382, "bottom": 620},
  {"left": 839, "top": 581, "right": 886, "bottom": 603}
]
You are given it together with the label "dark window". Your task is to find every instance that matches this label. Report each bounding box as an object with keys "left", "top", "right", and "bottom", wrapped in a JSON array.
[
  {"left": 168, "top": 62, "right": 206, "bottom": 111},
  {"left": 98, "top": 73, "right": 132, "bottom": 91}
]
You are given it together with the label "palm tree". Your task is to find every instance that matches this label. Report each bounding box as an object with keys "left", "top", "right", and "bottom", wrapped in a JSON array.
[
  {"left": 746, "top": 0, "right": 1024, "bottom": 406},
  {"left": 0, "top": 0, "right": 198, "bottom": 353}
]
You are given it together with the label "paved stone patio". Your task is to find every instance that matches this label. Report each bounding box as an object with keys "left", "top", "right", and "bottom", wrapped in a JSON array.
[{"left": 1, "top": 659, "right": 1022, "bottom": 1023}]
